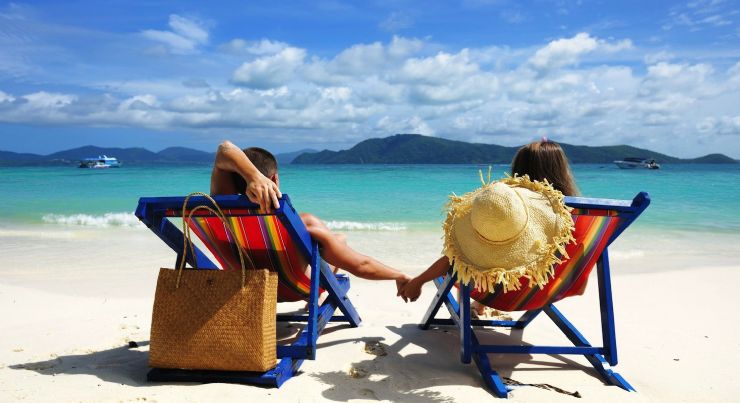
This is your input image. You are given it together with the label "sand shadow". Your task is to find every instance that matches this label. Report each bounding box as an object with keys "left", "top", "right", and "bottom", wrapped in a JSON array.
[
  {"left": 8, "top": 321, "right": 356, "bottom": 389},
  {"left": 9, "top": 342, "right": 152, "bottom": 387},
  {"left": 311, "top": 322, "right": 598, "bottom": 400}
]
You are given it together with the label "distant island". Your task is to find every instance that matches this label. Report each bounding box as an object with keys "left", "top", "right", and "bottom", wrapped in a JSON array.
[
  {"left": 293, "top": 134, "right": 737, "bottom": 164},
  {"left": 0, "top": 134, "right": 736, "bottom": 166},
  {"left": 0, "top": 145, "right": 314, "bottom": 166}
]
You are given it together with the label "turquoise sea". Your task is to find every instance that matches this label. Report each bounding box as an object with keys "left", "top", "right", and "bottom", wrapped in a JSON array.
[{"left": 1, "top": 164, "right": 739, "bottom": 235}]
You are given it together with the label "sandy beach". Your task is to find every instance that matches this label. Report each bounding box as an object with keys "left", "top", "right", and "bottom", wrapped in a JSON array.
[{"left": 1, "top": 225, "right": 739, "bottom": 402}]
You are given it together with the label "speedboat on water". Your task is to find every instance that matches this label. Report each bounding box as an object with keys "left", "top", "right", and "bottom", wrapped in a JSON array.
[
  {"left": 613, "top": 157, "right": 660, "bottom": 169},
  {"left": 78, "top": 155, "right": 122, "bottom": 168}
]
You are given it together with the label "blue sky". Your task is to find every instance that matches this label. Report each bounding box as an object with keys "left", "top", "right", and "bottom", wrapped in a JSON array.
[{"left": 1, "top": 0, "right": 739, "bottom": 158}]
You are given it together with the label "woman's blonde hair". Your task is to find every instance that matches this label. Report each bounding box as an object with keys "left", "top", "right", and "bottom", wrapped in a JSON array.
[{"left": 511, "top": 140, "right": 579, "bottom": 196}]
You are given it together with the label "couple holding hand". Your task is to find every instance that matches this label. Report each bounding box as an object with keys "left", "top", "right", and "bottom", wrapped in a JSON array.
[{"left": 211, "top": 139, "right": 578, "bottom": 304}]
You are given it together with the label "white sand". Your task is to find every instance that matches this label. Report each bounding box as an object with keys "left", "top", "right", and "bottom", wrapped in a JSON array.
[{"left": 1, "top": 225, "right": 739, "bottom": 402}]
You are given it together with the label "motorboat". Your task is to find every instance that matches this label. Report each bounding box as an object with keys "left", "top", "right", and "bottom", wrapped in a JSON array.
[
  {"left": 613, "top": 157, "right": 660, "bottom": 169},
  {"left": 79, "top": 155, "right": 122, "bottom": 168}
]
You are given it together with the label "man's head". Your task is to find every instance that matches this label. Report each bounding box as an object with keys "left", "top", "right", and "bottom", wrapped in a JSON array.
[{"left": 232, "top": 147, "right": 279, "bottom": 193}]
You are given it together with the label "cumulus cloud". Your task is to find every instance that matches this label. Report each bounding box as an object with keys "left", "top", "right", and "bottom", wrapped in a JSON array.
[
  {"left": 231, "top": 47, "right": 306, "bottom": 89},
  {"left": 528, "top": 33, "right": 632, "bottom": 71},
  {"left": 142, "top": 15, "right": 209, "bottom": 54},
  {"left": 1, "top": 32, "right": 740, "bottom": 157},
  {"left": 399, "top": 50, "right": 480, "bottom": 84}
]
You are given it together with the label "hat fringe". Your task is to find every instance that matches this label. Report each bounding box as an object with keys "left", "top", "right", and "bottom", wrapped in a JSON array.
[{"left": 442, "top": 174, "right": 576, "bottom": 293}]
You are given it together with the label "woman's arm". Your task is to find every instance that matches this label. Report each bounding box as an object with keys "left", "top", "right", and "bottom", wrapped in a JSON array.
[{"left": 210, "top": 141, "right": 282, "bottom": 211}]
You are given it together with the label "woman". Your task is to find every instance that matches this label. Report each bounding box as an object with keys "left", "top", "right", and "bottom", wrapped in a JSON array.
[{"left": 399, "top": 139, "right": 578, "bottom": 303}]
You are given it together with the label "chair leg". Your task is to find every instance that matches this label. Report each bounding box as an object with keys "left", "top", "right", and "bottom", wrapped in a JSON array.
[
  {"left": 304, "top": 243, "right": 322, "bottom": 359},
  {"left": 459, "top": 282, "right": 472, "bottom": 364},
  {"left": 420, "top": 274, "right": 456, "bottom": 330},
  {"left": 470, "top": 333, "right": 511, "bottom": 398},
  {"left": 544, "top": 304, "right": 635, "bottom": 392},
  {"left": 319, "top": 259, "right": 361, "bottom": 327},
  {"left": 597, "top": 249, "right": 618, "bottom": 366},
  {"left": 514, "top": 309, "right": 542, "bottom": 329}
]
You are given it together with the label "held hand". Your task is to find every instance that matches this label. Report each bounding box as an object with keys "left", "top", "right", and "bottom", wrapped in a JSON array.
[
  {"left": 399, "top": 278, "right": 423, "bottom": 302},
  {"left": 246, "top": 174, "right": 282, "bottom": 212},
  {"left": 395, "top": 274, "right": 412, "bottom": 303}
]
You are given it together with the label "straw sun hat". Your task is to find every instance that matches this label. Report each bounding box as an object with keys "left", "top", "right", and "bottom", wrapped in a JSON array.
[{"left": 443, "top": 172, "right": 576, "bottom": 293}]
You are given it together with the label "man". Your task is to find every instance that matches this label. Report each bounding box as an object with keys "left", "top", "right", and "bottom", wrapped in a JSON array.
[{"left": 210, "top": 141, "right": 411, "bottom": 291}]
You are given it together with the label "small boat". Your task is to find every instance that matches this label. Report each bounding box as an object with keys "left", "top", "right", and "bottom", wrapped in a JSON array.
[
  {"left": 613, "top": 157, "right": 660, "bottom": 170},
  {"left": 78, "top": 155, "right": 122, "bottom": 168}
]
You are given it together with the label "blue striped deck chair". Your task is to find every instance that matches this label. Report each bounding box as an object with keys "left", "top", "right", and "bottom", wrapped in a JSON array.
[
  {"left": 420, "top": 192, "right": 650, "bottom": 398},
  {"left": 135, "top": 194, "right": 362, "bottom": 387}
]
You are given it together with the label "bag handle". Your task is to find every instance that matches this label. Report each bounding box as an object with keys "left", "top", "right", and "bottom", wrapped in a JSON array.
[{"left": 177, "top": 192, "right": 256, "bottom": 289}]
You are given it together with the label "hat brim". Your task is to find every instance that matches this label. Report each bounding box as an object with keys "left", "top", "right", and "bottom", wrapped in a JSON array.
[{"left": 442, "top": 175, "right": 575, "bottom": 293}]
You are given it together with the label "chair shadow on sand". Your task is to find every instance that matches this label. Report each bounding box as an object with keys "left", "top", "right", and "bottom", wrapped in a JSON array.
[
  {"left": 7, "top": 319, "right": 349, "bottom": 389},
  {"left": 311, "top": 323, "right": 599, "bottom": 401},
  {"left": 9, "top": 321, "right": 598, "bottom": 398},
  {"left": 9, "top": 342, "right": 152, "bottom": 387}
]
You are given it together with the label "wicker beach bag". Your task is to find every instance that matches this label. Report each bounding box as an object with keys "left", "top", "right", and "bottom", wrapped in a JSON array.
[{"left": 149, "top": 193, "right": 278, "bottom": 372}]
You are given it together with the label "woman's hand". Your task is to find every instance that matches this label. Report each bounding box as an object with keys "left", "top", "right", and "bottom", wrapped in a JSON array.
[
  {"left": 399, "top": 277, "right": 422, "bottom": 303},
  {"left": 245, "top": 173, "right": 282, "bottom": 212},
  {"left": 395, "top": 274, "right": 412, "bottom": 302}
]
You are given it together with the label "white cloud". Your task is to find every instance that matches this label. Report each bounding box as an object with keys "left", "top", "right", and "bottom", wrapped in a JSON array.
[
  {"left": 529, "top": 32, "right": 632, "bottom": 71},
  {"left": 0, "top": 90, "right": 15, "bottom": 103},
  {"left": 120, "top": 94, "right": 160, "bottom": 110},
  {"left": 399, "top": 50, "right": 479, "bottom": 84},
  {"left": 23, "top": 91, "right": 76, "bottom": 108},
  {"left": 664, "top": 0, "right": 737, "bottom": 31},
  {"left": 142, "top": 15, "right": 209, "bottom": 54},
  {"left": 697, "top": 115, "right": 740, "bottom": 136},
  {"left": 644, "top": 51, "right": 675, "bottom": 64},
  {"left": 376, "top": 115, "right": 435, "bottom": 135},
  {"left": 220, "top": 38, "right": 289, "bottom": 55},
  {"left": 168, "top": 15, "right": 208, "bottom": 43},
  {"left": 231, "top": 47, "right": 306, "bottom": 89},
  {"left": 1, "top": 33, "right": 740, "bottom": 157}
]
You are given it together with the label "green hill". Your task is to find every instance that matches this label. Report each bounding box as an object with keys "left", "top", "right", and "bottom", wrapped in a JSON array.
[
  {"left": 1, "top": 137, "right": 735, "bottom": 166},
  {"left": 293, "top": 134, "right": 736, "bottom": 164}
]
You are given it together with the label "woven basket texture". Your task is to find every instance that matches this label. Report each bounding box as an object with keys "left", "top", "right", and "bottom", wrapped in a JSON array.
[{"left": 149, "top": 267, "right": 278, "bottom": 371}]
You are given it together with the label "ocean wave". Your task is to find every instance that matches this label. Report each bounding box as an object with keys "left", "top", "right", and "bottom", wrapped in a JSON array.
[
  {"left": 609, "top": 250, "right": 645, "bottom": 260},
  {"left": 42, "top": 212, "right": 143, "bottom": 228},
  {"left": 325, "top": 220, "right": 408, "bottom": 231}
]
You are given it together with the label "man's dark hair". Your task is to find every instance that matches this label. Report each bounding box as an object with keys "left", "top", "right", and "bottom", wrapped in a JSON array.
[{"left": 231, "top": 147, "right": 278, "bottom": 194}]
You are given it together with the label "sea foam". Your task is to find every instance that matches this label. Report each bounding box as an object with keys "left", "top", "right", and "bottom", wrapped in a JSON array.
[
  {"left": 42, "top": 212, "right": 143, "bottom": 228},
  {"left": 325, "top": 220, "right": 407, "bottom": 231},
  {"left": 40, "top": 214, "right": 407, "bottom": 232}
]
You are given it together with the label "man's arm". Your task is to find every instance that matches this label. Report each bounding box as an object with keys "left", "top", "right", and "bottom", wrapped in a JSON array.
[
  {"left": 210, "top": 141, "right": 281, "bottom": 211},
  {"left": 300, "top": 213, "right": 411, "bottom": 288}
]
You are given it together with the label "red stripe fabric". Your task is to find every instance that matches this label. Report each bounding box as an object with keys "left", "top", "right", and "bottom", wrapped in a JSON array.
[
  {"left": 466, "top": 210, "right": 623, "bottom": 311},
  {"left": 184, "top": 214, "right": 317, "bottom": 302}
]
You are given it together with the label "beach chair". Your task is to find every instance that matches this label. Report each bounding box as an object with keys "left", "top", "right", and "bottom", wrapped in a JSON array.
[
  {"left": 135, "top": 194, "right": 362, "bottom": 387},
  {"left": 420, "top": 192, "right": 650, "bottom": 398}
]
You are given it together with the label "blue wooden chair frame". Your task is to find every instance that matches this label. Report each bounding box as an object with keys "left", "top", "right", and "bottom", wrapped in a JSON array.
[
  {"left": 419, "top": 192, "right": 650, "bottom": 398},
  {"left": 135, "top": 194, "right": 362, "bottom": 387}
]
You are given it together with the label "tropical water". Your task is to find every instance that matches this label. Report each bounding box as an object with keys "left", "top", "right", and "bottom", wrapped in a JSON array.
[{"left": 1, "top": 163, "right": 739, "bottom": 235}]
